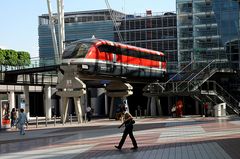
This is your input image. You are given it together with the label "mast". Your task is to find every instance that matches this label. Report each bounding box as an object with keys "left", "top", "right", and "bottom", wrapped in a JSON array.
[
  {"left": 57, "top": 0, "right": 65, "bottom": 59},
  {"left": 46, "top": 0, "right": 59, "bottom": 63}
]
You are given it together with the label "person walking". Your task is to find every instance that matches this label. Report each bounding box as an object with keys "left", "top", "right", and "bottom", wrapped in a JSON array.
[
  {"left": 115, "top": 105, "right": 138, "bottom": 150},
  {"left": 171, "top": 104, "right": 176, "bottom": 118},
  {"left": 17, "top": 108, "right": 28, "bottom": 135},
  {"left": 204, "top": 102, "right": 209, "bottom": 117},
  {"left": 10, "top": 108, "right": 17, "bottom": 128},
  {"left": 86, "top": 106, "right": 92, "bottom": 122}
]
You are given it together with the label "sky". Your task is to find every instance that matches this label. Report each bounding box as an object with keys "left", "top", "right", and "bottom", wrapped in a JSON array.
[{"left": 0, "top": 0, "right": 176, "bottom": 57}]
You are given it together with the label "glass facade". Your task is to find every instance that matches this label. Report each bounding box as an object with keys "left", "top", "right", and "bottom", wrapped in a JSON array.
[
  {"left": 116, "top": 12, "right": 178, "bottom": 72},
  {"left": 177, "top": 0, "right": 240, "bottom": 70},
  {"left": 38, "top": 10, "right": 125, "bottom": 59}
]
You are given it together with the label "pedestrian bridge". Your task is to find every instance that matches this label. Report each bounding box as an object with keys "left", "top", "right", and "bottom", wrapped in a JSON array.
[{"left": 0, "top": 56, "right": 60, "bottom": 85}]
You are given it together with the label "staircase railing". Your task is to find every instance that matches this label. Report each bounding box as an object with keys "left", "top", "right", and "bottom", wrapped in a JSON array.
[
  {"left": 201, "top": 81, "right": 240, "bottom": 114},
  {"left": 186, "top": 60, "right": 216, "bottom": 91},
  {"left": 144, "top": 61, "right": 194, "bottom": 93},
  {"left": 166, "top": 59, "right": 228, "bottom": 93},
  {"left": 173, "top": 59, "right": 229, "bottom": 92},
  {"left": 144, "top": 59, "right": 231, "bottom": 97},
  {"left": 189, "top": 68, "right": 218, "bottom": 91},
  {"left": 164, "top": 61, "right": 194, "bottom": 84}
]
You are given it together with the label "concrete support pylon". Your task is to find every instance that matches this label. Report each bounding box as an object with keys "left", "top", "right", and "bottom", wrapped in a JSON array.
[
  {"left": 156, "top": 97, "right": 162, "bottom": 116},
  {"left": 8, "top": 91, "right": 15, "bottom": 111},
  {"left": 44, "top": 85, "right": 52, "bottom": 119},
  {"left": 56, "top": 65, "right": 86, "bottom": 124},
  {"left": 109, "top": 97, "right": 115, "bottom": 118},
  {"left": 106, "top": 81, "right": 133, "bottom": 119},
  {"left": 143, "top": 82, "right": 164, "bottom": 117},
  {"left": 150, "top": 97, "right": 157, "bottom": 116},
  {"left": 23, "top": 85, "right": 30, "bottom": 119},
  {"left": 146, "top": 97, "right": 151, "bottom": 115},
  {"left": 74, "top": 97, "right": 83, "bottom": 123},
  {"left": 147, "top": 96, "right": 162, "bottom": 116},
  {"left": 61, "top": 97, "right": 69, "bottom": 123}
]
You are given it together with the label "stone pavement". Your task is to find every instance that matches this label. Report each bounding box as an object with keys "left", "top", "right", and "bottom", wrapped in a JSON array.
[{"left": 1, "top": 116, "right": 240, "bottom": 159}]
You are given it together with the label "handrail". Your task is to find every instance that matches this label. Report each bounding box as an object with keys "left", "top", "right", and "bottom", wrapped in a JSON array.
[
  {"left": 164, "top": 61, "right": 194, "bottom": 84},
  {"left": 187, "top": 59, "right": 215, "bottom": 84},
  {"left": 189, "top": 68, "right": 218, "bottom": 92},
  {"left": 214, "top": 81, "right": 240, "bottom": 114},
  {"left": 174, "top": 60, "right": 215, "bottom": 92},
  {"left": 201, "top": 80, "right": 240, "bottom": 113},
  {"left": 213, "top": 81, "right": 239, "bottom": 105}
]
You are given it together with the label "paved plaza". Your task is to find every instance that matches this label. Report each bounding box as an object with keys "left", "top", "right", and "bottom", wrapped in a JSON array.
[{"left": 1, "top": 116, "right": 240, "bottom": 159}]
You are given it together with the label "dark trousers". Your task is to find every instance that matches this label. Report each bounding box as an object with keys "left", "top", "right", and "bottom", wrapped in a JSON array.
[
  {"left": 11, "top": 119, "right": 16, "bottom": 127},
  {"left": 87, "top": 112, "right": 91, "bottom": 121},
  {"left": 118, "top": 125, "right": 137, "bottom": 148}
]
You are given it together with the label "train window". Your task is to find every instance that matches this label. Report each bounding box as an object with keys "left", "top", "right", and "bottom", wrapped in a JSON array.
[
  {"left": 98, "top": 45, "right": 116, "bottom": 53},
  {"left": 62, "top": 42, "right": 91, "bottom": 59},
  {"left": 97, "top": 43, "right": 166, "bottom": 62},
  {"left": 121, "top": 47, "right": 128, "bottom": 55},
  {"left": 140, "top": 51, "right": 150, "bottom": 59},
  {"left": 128, "top": 49, "right": 137, "bottom": 57},
  {"left": 137, "top": 50, "right": 163, "bottom": 62},
  {"left": 62, "top": 43, "right": 78, "bottom": 59},
  {"left": 75, "top": 43, "right": 91, "bottom": 58}
]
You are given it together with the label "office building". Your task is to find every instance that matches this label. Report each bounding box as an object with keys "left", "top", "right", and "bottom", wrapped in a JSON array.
[
  {"left": 177, "top": 0, "right": 240, "bottom": 70},
  {"left": 38, "top": 9, "right": 125, "bottom": 59},
  {"left": 116, "top": 11, "right": 177, "bottom": 72}
]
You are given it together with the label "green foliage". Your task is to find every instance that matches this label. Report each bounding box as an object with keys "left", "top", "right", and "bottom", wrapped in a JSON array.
[
  {"left": 5, "top": 50, "right": 18, "bottom": 66},
  {"left": 17, "top": 51, "right": 31, "bottom": 66},
  {"left": 0, "top": 49, "right": 5, "bottom": 65},
  {"left": 0, "top": 49, "right": 31, "bottom": 66}
]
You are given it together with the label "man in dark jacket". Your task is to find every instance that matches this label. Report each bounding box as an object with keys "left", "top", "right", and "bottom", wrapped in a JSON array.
[{"left": 115, "top": 105, "right": 138, "bottom": 150}]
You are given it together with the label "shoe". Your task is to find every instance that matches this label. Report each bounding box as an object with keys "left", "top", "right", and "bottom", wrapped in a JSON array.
[
  {"left": 130, "top": 146, "right": 138, "bottom": 150},
  {"left": 115, "top": 145, "right": 121, "bottom": 150}
]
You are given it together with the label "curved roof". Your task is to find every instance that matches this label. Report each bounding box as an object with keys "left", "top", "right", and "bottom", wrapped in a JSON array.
[{"left": 73, "top": 38, "right": 165, "bottom": 56}]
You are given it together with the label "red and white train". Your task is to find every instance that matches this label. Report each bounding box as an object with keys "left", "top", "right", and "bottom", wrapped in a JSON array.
[{"left": 62, "top": 38, "right": 166, "bottom": 80}]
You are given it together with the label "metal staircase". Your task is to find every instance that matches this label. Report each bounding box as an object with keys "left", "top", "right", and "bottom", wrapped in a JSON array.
[
  {"left": 200, "top": 81, "right": 240, "bottom": 115},
  {"left": 143, "top": 60, "right": 240, "bottom": 115}
]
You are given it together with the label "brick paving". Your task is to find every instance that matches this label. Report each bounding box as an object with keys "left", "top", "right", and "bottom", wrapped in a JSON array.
[{"left": 0, "top": 116, "right": 240, "bottom": 159}]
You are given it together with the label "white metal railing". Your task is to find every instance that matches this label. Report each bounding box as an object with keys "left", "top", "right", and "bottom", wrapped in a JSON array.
[{"left": 1, "top": 56, "right": 62, "bottom": 72}]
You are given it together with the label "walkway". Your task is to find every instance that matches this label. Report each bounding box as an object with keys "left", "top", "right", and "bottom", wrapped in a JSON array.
[{"left": 1, "top": 116, "right": 240, "bottom": 159}]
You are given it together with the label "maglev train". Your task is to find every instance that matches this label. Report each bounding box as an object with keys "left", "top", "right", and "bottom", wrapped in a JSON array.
[{"left": 62, "top": 38, "right": 166, "bottom": 81}]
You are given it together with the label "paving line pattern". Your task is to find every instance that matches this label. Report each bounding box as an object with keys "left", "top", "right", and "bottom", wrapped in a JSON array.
[{"left": 0, "top": 117, "right": 240, "bottom": 159}]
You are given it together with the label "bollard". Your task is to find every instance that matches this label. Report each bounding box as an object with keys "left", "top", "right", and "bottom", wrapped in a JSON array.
[
  {"left": 45, "top": 117, "right": 48, "bottom": 127},
  {"left": 140, "top": 110, "right": 142, "bottom": 118},
  {"left": 54, "top": 115, "right": 56, "bottom": 127},
  {"left": 144, "top": 109, "right": 147, "bottom": 118},
  {"left": 70, "top": 114, "right": 72, "bottom": 125},
  {"left": 135, "top": 110, "right": 138, "bottom": 119},
  {"left": 84, "top": 113, "right": 87, "bottom": 123},
  {"left": 36, "top": 116, "right": 38, "bottom": 128},
  {"left": 62, "top": 114, "right": 65, "bottom": 125}
]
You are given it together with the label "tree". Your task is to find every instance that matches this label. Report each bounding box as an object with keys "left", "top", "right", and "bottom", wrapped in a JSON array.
[
  {"left": 5, "top": 50, "right": 18, "bottom": 66},
  {"left": 0, "top": 49, "right": 5, "bottom": 65},
  {"left": 0, "top": 49, "right": 31, "bottom": 66},
  {"left": 17, "top": 51, "right": 31, "bottom": 66}
]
